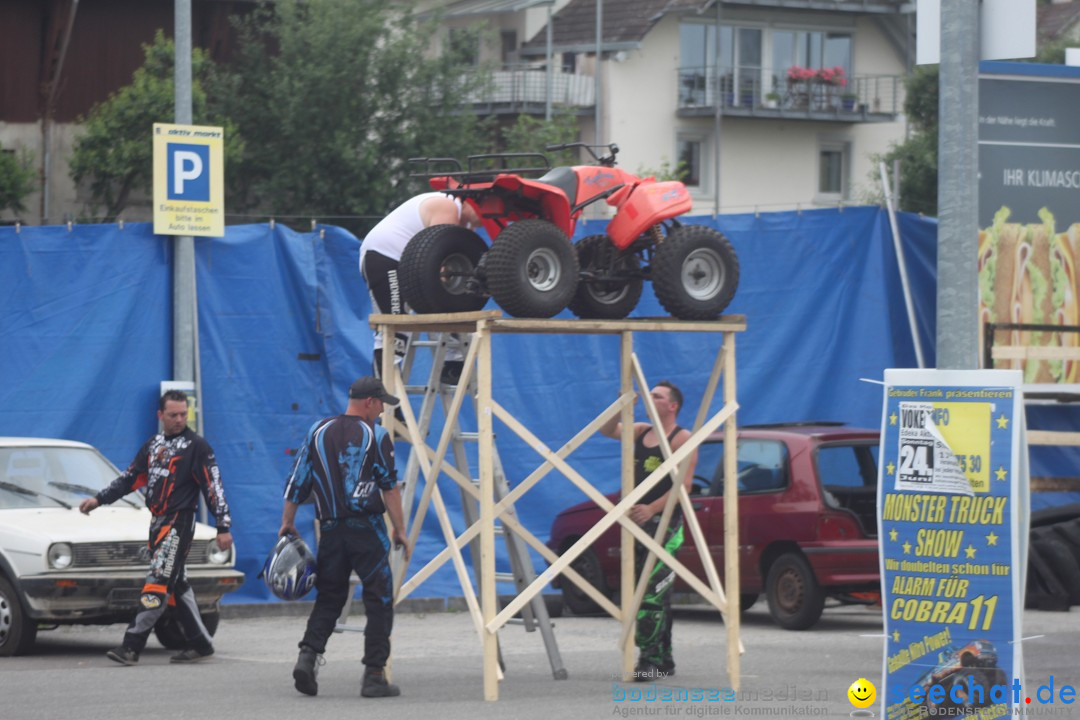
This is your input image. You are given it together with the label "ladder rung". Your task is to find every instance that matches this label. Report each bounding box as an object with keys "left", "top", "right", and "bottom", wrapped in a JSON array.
[
  {"left": 493, "top": 572, "right": 517, "bottom": 583},
  {"left": 456, "top": 431, "right": 479, "bottom": 442},
  {"left": 410, "top": 339, "right": 442, "bottom": 347},
  {"left": 505, "top": 617, "right": 555, "bottom": 628},
  {"left": 404, "top": 384, "right": 433, "bottom": 394}
]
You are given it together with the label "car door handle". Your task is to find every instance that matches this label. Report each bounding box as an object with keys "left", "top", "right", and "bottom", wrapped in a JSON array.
[{"left": 691, "top": 502, "right": 707, "bottom": 511}]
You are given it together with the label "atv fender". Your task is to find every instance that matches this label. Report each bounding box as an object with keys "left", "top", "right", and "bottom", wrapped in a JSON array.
[
  {"left": 487, "top": 175, "right": 574, "bottom": 237},
  {"left": 606, "top": 181, "right": 693, "bottom": 250}
]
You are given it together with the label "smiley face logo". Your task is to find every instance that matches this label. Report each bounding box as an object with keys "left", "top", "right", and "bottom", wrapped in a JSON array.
[{"left": 848, "top": 678, "right": 876, "bottom": 709}]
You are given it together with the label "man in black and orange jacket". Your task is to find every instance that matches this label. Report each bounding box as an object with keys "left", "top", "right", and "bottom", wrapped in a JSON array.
[{"left": 80, "top": 389, "right": 233, "bottom": 665}]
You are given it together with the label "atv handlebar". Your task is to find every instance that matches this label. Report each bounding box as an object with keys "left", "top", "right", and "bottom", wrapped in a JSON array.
[{"left": 545, "top": 142, "right": 620, "bottom": 167}]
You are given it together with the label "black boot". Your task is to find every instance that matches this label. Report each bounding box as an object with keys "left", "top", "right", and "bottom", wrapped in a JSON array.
[
  {"left": 440, "top": 360, "right": 464, "bottom": 386},
  {"left": 361, "top": 666, "right": 401, "bottom": 698},
  {"left": 293, "top": 646, "right": 321, "bottom": 696}
]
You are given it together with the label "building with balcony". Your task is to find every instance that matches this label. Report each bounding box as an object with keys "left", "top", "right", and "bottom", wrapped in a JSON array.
[
  {"left": 429, "top": 0, "right": 916, "bottom": 213},
  {"left": 508, "top": 0, "right": 915, "bottom": 214}
]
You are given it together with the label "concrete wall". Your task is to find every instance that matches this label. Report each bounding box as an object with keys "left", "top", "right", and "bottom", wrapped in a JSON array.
[{"left": 0, "top": 121, "right": 85, "bottom": 225}]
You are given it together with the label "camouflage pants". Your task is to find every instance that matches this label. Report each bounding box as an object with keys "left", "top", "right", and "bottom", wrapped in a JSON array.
[{"left": 634, "top": 517, "right": 684, "bottom": 667}]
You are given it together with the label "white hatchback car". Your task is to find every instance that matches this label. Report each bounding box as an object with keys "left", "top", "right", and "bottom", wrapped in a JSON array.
[{"left": 0, "top": 437, "right": 244, "bottom": 655}]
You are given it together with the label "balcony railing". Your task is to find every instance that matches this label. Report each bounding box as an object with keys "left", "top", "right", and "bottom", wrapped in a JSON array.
[
  {"left": 463, "top": 64, "right": 595, "bottom": 111},
  {"left": 677, "top": 65, "right": 902, "bottom": 119}
]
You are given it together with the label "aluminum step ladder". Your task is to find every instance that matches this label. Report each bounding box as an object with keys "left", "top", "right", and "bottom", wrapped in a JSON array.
[{"left": 392, "top": 331, "right": 567, "bottom": 680}]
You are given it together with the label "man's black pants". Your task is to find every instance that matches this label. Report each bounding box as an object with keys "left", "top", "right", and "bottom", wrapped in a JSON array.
[{"left": 300, "top": 517, "right": 394, "bottom": 668}]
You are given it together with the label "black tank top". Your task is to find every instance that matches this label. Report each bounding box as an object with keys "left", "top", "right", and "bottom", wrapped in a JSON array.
[{"left": 634, "top": 425, "right": 684, "bottom": 507}]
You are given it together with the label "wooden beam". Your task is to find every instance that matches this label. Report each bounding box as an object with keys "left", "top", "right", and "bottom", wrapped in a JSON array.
[
  {"left": 370, "top": 312, "right": 747, "bottom": 335},
  {"left": 477, "top": 320, "right": 499, "bottom": 700},
  {"left": 488, "top": 404, "right": 737, "bottom": 633},
  {"left": 1028, "top": 430, "right": 1080, "bottom": 446},
  {"left": 992, "top": 345, "right": 1080, "bottom": 361},
  {"left": 723, "top": 332, "right": 741, "bottom": 690},
  {"left": 619, "top": 331, "right": 635, "bottom": 679}
]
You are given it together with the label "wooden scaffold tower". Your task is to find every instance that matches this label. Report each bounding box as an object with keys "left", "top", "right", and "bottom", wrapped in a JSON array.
[{"left": 374, "top": 310, "right": 746, "bottom": 701}]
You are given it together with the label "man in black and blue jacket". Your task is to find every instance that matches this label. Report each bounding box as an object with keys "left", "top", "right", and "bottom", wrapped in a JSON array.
[{"left": 280, "top": 376, "right": 408, "bottom": 698}]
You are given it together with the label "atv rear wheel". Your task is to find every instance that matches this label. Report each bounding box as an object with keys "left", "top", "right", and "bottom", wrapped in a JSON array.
[
  {"left": 568, "top": 234, "right": 643, "bottom": 319},
  {"left": 651, "top": 225, "right": 739, "bottom": 320},
  {"left": 485, "top": 219, "right": 579, "bottom": 318},
  {"left": 399, "top": 224, "right": 488, "bottom": 314}
]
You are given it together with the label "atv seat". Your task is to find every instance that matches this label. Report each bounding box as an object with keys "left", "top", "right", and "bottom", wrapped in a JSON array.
[{"left": 536, "top": 166, "right": 578, "bottom": 204}]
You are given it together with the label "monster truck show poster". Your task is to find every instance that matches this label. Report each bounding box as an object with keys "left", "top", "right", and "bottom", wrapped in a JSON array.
[
  {"left": 978, "top": 63, "right": 1080, "bottom": 386},
  {"left": 878, "top": 369, "right": 1028, "bottom": 720}
]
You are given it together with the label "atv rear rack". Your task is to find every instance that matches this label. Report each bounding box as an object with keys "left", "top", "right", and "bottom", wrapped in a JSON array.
[{"left": 409, "top": 152, "right": 551, "bottom": 184}]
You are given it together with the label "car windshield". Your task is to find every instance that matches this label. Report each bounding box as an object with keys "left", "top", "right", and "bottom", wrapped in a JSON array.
[
  {"left": 696, "top": 439, "right": 789, "bottom": 496},
  {"left": 0, "top": 445, "right": 142, "bottom": 510}
]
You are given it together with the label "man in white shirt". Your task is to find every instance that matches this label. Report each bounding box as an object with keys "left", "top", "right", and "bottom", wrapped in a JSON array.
[{"left": 359, "top": 193, "right": 480, "bottom": 383}]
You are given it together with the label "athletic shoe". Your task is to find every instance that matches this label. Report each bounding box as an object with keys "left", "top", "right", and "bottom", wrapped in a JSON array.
[
  {"left": 106, "top": 646, "right": 139, "bottom": 666},
  {"left": 170, "top": 647, "right": 214, "bottom": 663}
]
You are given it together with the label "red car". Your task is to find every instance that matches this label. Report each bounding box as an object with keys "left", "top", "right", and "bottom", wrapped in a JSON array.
[{"left": 547, "top": 423, "right": 881, "bottom": 630}]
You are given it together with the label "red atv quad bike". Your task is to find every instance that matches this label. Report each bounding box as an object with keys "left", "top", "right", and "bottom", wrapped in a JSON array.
[{"left": 398, "top": 143, "right": 739, "bottom": 320}]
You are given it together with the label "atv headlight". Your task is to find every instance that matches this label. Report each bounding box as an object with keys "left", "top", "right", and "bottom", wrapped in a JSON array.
[
  {"left": 48, "top": 542, "right": 74, "bottom": 569},
  {"left": 206, "top": 540, "right": 231, "bottom": 565}
]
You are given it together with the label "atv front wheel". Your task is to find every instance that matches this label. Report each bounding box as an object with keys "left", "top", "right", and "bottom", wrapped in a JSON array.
[
  {"left": 568, "top": 235, "right": 643, "bottom": 319},
  {"left": 651, "top": 225, "right": 739, "bottom": 320},
  {"left": 485, "top": 220, "right": 579, "bottom": 318},
  {"left": 399, "top": 224, "right": 489, "bottom": 314}
]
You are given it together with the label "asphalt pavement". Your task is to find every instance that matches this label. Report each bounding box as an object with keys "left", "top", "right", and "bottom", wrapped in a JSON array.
[{"left": 2, "top": 600, "right": 1077, "bottom": 720}]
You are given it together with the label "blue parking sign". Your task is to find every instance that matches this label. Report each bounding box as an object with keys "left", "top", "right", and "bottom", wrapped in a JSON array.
[{"left": 167, "top": 143, "right": 211, "bottom": 201}]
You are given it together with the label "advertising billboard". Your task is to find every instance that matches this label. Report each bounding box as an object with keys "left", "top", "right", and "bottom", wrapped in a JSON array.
[{"left": 978, "top": 64, "right": 1080, "bottom": 386}]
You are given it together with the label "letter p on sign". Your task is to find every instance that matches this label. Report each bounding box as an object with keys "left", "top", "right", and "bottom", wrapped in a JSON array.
[{"left": 167, "top": 143, "right": 210, "bottom": 201}]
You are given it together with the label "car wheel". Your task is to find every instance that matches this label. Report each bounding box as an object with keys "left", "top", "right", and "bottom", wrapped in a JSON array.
[
  {"left": 568, "top": 234, "right": 642, "bottom": 319},
  {"left": 1032, "top": 530, "right": 1080, "bottom": 606},
  {"left": 0, "top": 576, "right": 37, "bottom": 656},
  {"left": 562, "top": 547, "right": 608, "bottom": 616},
  {"left": 765, "top": 552, "right": 825, "bottom": 630},
  {"left": 154, "top": 607, "right": 220, "bottom": 650},
  {"left": 651, "top": 225, "right": 739, "bottom": 320},
  {"left": 485, "top": 219, "right": 579, "bottom": 318},
  {"left": 398, "top": 224, "right": 489, "bottom": 314}
]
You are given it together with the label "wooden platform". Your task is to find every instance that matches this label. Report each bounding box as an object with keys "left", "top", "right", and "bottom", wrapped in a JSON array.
[{"left": 371, "top": 310, "right": 746, "bottom": 700}]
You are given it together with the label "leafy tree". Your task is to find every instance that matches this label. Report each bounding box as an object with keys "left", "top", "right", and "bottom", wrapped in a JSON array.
[
  {"left": 218, "top": 0, "right": 489, "bottom": 233},
  {"left": 0, "top": 147, "right": 36, "bottom": 218},
  {"left": 500, "top": 108, "right": 580, "bottom": 167},
  {"left": 878, "top": 37, "right": 1068, "bottom": 217},
  {"left": 635, "top": 158, "right": 689, "bottom": 183},
  {"left": 69, "top": 30, "right": 242, "bottom": 221},
  {"left": 879, "top": 66, "right": 939, "bottom": 216}
]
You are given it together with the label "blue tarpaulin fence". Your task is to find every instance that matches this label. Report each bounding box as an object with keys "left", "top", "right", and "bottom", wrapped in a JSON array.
[{"left": 0, "top": 208, "right": 1072, "bottom": 602}]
